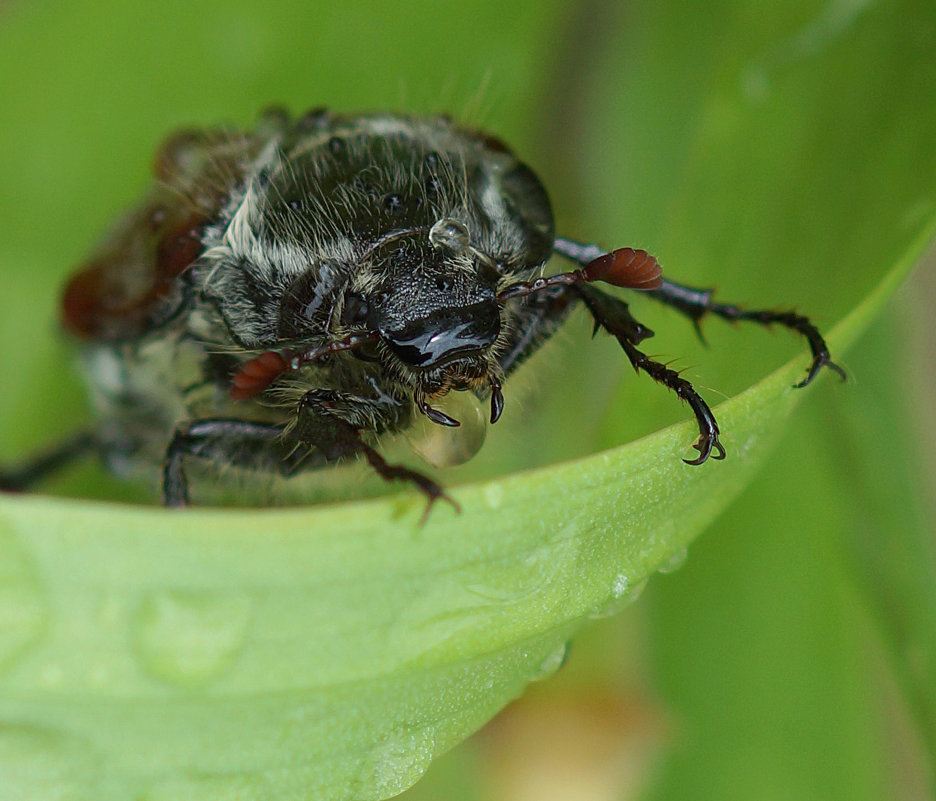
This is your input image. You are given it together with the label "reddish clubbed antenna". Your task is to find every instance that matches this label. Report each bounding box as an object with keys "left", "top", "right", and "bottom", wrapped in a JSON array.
[
  {"left": 230, "top": 350, "right": 291, "bottom": 401},
  {"left": 583, "top": 248, "right": 662, "bottom": 290},
  {"left": 498, "top": 246, "right": 663, "bottom": 302},
  {"left": 231, "top": 332, "right": 380, "bottom": 401}
]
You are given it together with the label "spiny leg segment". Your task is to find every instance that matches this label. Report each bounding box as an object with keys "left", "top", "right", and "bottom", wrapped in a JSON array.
[
  {"left": 575, "top": 284, "right": 725, "bottom": 464},
  {"left": 554, "top": 237, "right": 844, "bottom": 388},
  {"left": 645, "top": 278, "right": 846, "bottom": 388},
  {"left": 551, "top": 236, "right": 844, "bottom": 463}
]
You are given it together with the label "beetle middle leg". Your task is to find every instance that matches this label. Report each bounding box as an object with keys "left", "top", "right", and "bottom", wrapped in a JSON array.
[{"left": 163, "top": 419, "right": 307, "bottom": 506}]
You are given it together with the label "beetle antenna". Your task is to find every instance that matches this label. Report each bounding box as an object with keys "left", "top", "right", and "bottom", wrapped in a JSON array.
[
  {"left": 498, "top": 248, "right": 662, "bottom": 302},
  {"left": 230, "top": 332, "right": 380, "bottom": 400}
]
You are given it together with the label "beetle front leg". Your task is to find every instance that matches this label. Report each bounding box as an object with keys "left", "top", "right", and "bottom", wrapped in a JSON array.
[
  {"left": 295, "top": 390, "right": 458, "bottom": 514},
  {"left": 576, "top": 284, "right": 725, "bottom": 465}
]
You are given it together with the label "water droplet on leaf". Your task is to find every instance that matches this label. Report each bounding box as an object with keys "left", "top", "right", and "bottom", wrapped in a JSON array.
[
  {"left": 132, "top": 590, "right": 251, "bottom": 687},
  {"left": 658, "top": 546, "right": 688, "bottom": 574},
  {"left": 531, "top": 643, "right": 568, "bottom": 681},
  {"left": 588, "top": 578, "right": 648, "bottom": 619},
  {"left": 352, "top": 726, "right": 437, "bottom": 800}
]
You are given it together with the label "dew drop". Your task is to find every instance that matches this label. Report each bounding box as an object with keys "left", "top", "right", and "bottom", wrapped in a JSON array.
[
  {"left": 531, "top": 643, "right": 567, "bottom": 681},
  {"left": 611, "top": 573, "right": 630, "bottom": 598},
  {"left": 588, "top": 578, "right": 648, "bottom": 619},
  {"left": 406, "top": 391, "right": 487, "bottom": 468},
  {"left": 353, "top": 727, "right": 437, "bottom": 801},
  {"left": 658, "top": 546, "right": 688, "bottom": 575},
  {"left": 428, "top": 217, "right": 470, "bottom": 253},
  {"left": 132, "top": 590, "right": 251, "bottom": 687},
  {"left": 462, "top": 535, "right": 578, "bottom": 607}
]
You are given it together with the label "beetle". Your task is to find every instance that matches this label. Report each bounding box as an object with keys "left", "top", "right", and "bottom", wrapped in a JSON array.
[{"left": 0, "top": 108, "right": 844, "bottom": 510}]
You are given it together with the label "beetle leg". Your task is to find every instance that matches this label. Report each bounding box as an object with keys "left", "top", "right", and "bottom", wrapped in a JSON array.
[
  {"left": 163, "top": 419, "right": 304, "bottom": 506},
  {"left": 295, "top": 390, "right": 458, "bottom": 515},
  {"left": 576, "top": 284, "right": 725, "bottom": 465},
  {"left": 361, "top": 445, "right": 460, "bottom": 521},
  {"left": 555, "top": 237, "right": 844, "bottom": 388},
  {"left": 163, "top": 392, "right": 451, "bottom": 514},
  {"left": 647, "top": 279, "right": 846, "bottom": 388},
  {"left": 0, "top": 431, "right": 97, "bottom": 492}
]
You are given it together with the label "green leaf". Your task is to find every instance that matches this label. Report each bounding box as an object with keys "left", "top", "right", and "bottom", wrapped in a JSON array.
[{"left": 0, "top": 242, "right": 924, "bottom": 800}]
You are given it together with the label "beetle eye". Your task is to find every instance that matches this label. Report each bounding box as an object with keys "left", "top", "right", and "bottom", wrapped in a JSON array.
[{"left": 341, "top": 293, "right": 369, "bottom": 327}]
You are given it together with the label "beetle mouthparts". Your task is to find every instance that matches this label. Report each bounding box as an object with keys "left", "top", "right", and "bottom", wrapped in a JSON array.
[
  {"left": 489, "top": 375, "right": 504, "bottom": 424},
  {"left": 416, "top": 394, "right": 461, "bottom": 427}
]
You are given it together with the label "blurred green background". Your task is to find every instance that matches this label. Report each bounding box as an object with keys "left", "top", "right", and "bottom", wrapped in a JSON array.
[{"left": 0, "top": 0, "right": 934, "bottom": 799}]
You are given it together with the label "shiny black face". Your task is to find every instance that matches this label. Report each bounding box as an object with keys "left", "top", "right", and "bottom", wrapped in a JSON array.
[
  {"left": 357, "top": 233, "right": 502, "bottom": 375},
  {"left": 375, "top": 295, "right": 500, "bottom": 369}
]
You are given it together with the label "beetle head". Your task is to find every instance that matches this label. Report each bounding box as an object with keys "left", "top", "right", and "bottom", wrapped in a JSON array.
[
  {"left": 349, "top": 220, "right": 504, "bottom": 423},
  {"left": 234, "top": 219, "right": 509, "bottom": 424}
]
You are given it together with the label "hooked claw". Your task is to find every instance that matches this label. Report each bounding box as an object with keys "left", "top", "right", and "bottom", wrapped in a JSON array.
[
  {"left": 683, "top": 429, "right": 727, "bottom": 466},
  {"left": 795, "top": 351, "right": 847, "bottom": 389},
  {"left": 416, "top": 395, "right": 461, "bottom": 427},
  {"left": 489, "top": 376, "right": 504, "bottom": 424}
]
